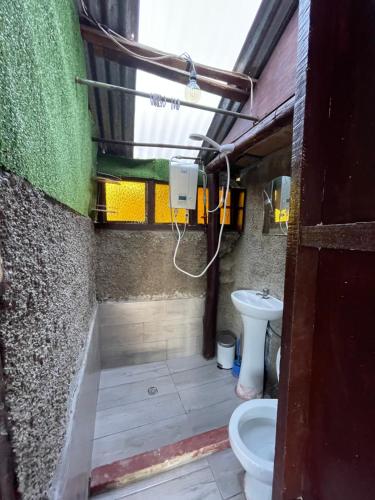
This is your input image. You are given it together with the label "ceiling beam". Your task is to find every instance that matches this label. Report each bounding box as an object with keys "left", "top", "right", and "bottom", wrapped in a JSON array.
[
  {"left": 80, "top": 22, "right": 251, "bottom": 103},
  {"left": 205, "top": 96, "right": 295, "bottom": 173}
]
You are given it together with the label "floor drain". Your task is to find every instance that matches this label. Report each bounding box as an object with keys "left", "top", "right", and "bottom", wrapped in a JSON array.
[{"left": 148, "top": 386, "right": 158, "bottom": 396}]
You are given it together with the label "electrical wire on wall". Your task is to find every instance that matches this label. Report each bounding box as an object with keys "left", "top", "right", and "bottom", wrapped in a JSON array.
[
  {"left": 172, "top": 153, "right": 231, "bottom": 278},
  {"left": 80, "top": 1, "right": 200, "bottom": 75}
]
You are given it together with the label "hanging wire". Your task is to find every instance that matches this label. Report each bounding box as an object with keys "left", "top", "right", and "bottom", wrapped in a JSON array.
[{"left": 81, "top": 0, "right": 198, "bottom": 68}]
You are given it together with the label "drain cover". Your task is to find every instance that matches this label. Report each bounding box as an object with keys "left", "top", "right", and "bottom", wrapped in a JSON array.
[{"left": 148, "top": 386, "right": 158, "bottom": 396}]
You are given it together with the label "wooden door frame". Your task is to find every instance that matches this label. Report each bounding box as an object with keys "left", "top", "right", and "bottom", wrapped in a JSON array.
[{"left": 273, "top": 0, "right": 375, "bottom": 498}]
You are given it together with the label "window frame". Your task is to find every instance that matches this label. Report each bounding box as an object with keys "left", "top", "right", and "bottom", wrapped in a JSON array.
[{"left": 95, "top": 177, "right": 246, "bottom": 233}]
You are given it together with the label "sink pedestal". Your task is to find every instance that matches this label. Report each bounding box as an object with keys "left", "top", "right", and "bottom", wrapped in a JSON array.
[
  {"left": 236, "top": 315, "right": 268, "bottom": 400},
  {"left": 231, "top": 289, "right": 283, "bottom": 401}
]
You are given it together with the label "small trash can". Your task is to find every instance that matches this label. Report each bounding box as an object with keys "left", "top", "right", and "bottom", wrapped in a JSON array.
[{"left": 217, "top": 332, "right": 236, "bottom": 369}]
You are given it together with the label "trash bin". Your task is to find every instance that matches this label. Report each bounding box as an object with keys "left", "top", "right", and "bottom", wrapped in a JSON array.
[{"left": 217, "top": 331, "right": 236, "bottom": 369}]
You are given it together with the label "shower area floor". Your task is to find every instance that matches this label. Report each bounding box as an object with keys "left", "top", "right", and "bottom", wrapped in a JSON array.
[{"left": 91, "top": 354, "right": 242, "bottom": 473}]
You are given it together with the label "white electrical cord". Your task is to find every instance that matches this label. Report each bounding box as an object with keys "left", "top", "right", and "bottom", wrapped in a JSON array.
[
  {"left": 81, "top": 0, "right": 198, "bottom": 68},
  {"left": 172, "top": 155, "right": 231, "bottom": 278},
  {"left": 207, "top": 189, "right": 224, "bottom": 213}
]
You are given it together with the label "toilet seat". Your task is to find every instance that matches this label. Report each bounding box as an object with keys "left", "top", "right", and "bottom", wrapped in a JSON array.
[{"left": 229, "top": 399, "right": 278, "bottom": 499}]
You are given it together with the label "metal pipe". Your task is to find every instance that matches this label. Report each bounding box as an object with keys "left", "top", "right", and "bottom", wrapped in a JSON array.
[
  {"left": 92, "top": 137, "right": 218, "bottom": 152},
  {"left": 77, "top": 77, "right": 258, "bottom": 121},
  {"left": 203, "top": 172, "right": 220, "bottom": 359}
]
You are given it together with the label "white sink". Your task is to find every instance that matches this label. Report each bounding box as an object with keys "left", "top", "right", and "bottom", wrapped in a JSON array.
[
  {"left": 231, "top": 290, "right": 283, "bottom": 321},
  {"left": 231, "top": 290, "right": 283, "bottom": 400}
]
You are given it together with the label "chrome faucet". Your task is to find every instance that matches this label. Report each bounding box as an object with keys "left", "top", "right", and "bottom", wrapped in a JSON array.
[{"left": 257, "top": 288, "right": 270, "bottom": 299}]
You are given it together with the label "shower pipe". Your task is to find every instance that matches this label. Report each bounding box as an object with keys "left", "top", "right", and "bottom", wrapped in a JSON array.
[{"left": 76, "top": 77, "right": 258, "bottom": 122}]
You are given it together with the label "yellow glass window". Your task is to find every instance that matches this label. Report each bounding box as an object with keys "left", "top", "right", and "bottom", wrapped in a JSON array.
[
  {"left": 274, "top": 208, "right": 289, "bottom": 222},
  {"left": 154, "top": 184, "right": 187, "bottom": 224},
  {"left": 197, "top": 187, "right": 231, "bottom": 225},
  {"left": 197, "top": 187, "right": 208, "bottom": 225},
  {"left": 220, "top": 188, "right": 231, "bottom": 224},
  {"left": 238, "top": 191, "right": 245, "bottom": 208},
  {"left": 237, "top": 209, "right": 244, "bottom": 230},
  {"left": 105, "top": 181, "right": 146, "bottom": 222}
]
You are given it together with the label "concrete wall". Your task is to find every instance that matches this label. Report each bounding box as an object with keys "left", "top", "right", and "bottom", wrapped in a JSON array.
[
  {"left": 0, "top": 170, "right": 96, "bottom": 498},
  {"left": 96, "top": 230, "right": 207, "bottom": 301},
  {"left": 99, "top": 297, "right": 205, "bottom": 368},
  {"left": 217, "top": 175, "right": 288, "bottom": 396},
  {"left": 95, "top": 229, "right": 239, "bottom": 365},
  {"left": 50, "top": 313, "right": 100, "bottom": 500}
]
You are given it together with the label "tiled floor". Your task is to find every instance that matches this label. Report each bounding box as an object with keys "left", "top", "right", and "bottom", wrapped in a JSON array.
[
  {"left": 93, "top": 449, "right": 245, "bottom": 499},
  {"left": 91, "top": 354, "right": 243, "bottom": 470}
]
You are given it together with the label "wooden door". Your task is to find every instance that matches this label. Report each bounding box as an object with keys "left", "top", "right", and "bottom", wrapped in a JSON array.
[{"left": 273, "top": 0, "right": 375, "bottom": 499}]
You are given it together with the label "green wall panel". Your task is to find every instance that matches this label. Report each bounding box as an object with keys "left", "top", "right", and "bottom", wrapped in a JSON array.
[
  {"left": 0, "top": 0, "right": 95, "bottom": 215},
  {"left": 98, "top": 155, "right": 204, "bottom": 185}
]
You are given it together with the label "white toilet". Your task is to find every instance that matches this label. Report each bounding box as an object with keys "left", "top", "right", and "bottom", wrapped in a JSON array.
[{"left": 229, "top": 349, "right": 281, "bottom": 500}]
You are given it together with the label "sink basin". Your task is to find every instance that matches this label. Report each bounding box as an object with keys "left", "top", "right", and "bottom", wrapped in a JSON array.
[
  {"left": 231, "top": 290, "right": 283, "bottom": 321},
  {"left": 231, "top": 290, "right": 283, "bottom": 400}
]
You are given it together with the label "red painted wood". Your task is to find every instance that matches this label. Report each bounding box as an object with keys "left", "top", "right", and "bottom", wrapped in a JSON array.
[
  {"left": 225, "top": 11, "right": 298, "bottom": 144},
  {"left": 90, "top": 426, "right": 229, "bottom": 496},
  {"left": 305, "top": 250, "right": 375, "bottom": 499}
]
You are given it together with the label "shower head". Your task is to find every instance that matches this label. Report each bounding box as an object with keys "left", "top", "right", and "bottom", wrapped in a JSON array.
[{"left": 189, "top": 133, "right": 234, "bottom": 154}]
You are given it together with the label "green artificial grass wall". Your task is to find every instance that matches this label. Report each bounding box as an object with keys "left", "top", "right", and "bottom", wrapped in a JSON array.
[
  {"left": 98, "top": 155, "right": 170, "bottom": 182},
  {"left": 98, "top": 155, "right": 204, "bottom": 185},
  {"left": 0, "top": 0, "right": 95, "bottom": 215}
]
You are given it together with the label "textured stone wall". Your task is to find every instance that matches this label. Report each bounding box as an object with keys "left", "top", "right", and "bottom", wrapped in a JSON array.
[
  {"left": 95, "top": 230, "right": 207, "bottom": 300},
  {"left": 0, "top": 170, "right": 96, "bottom": 498},
  {"left": 217, "top": 179, "right": 288, "bottom": 395},
  {"left": 95, "top": 230, "right": 239, "bottom": 302}
]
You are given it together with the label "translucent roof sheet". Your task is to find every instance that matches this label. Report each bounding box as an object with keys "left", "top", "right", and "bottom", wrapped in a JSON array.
[{"left": 134, "top": 0, "right": 261, "bottom": 161}]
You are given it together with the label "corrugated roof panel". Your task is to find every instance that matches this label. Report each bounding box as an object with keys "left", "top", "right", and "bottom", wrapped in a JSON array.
[
  {"left": 77, "top": 0, "right": 139, "bottom": 157},
  {"left": 134, "top": 0, "right": 261, "bottom": 161}
]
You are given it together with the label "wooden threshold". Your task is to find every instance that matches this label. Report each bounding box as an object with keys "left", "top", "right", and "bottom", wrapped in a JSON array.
[{"left": 90, "top": 426, "right": 229, "bottom": 496}]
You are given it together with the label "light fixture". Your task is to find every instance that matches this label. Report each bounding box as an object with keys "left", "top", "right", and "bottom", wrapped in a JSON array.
[
  {"left": 183, "top": 54, "right": 201, "bottom": 103},
  {"left": 185, "top": 69, "right": 201, "bottom": 103}
]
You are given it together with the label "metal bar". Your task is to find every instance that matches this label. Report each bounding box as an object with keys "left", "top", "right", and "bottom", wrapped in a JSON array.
[
  {"left": 77, "top": 77, "right": 258, "bottom": 121},
  {"left": 203, "top": 172, "right": 220, "bottom": 359},
  {"left": 92, "top": 137, "right": 218, "bottom": 153}
]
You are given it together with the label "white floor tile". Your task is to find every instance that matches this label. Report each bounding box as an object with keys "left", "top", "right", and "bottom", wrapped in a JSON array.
[
  {"left": 208, "top": 448, "right": 244, "bottom": 499},
  {"left": 99, "top": 361, "right": 169, "bottom": 389},
  {"left": 187, "top": 398, "right": 242, "bottom": 436},
  {"left": 171, "top": 363, "right": 232, "bottom": 391},
  {"left": 118, "top": 467, "right": 222, "bottom": 500},
  {"left": 179, "top": 377, "right": 239, "bottom": 413},
  {"left": 166, "top": 354, "right": 216, "bottom": 374},
  {"left": 97, "top": 375, "right": 176, "bottom": 411},
  {"left": 94, "top": 393, "right": 186, "bottom": 439},
  {"left": 92, "top": 414, "right": 192, "bottom": 468}
]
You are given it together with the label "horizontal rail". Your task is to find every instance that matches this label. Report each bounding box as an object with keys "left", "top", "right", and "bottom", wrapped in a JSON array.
[
  {"left": 77, "top": 77, "right": 258, "bottom": 122},
  {"left": 92, "top": 137, "right": 218, "bottom": 153}
]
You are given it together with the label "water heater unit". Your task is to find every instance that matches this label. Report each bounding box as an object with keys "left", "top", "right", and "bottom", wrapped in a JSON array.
[{"left": 169, "top": 161, "right": 198, "bottom": 210}]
